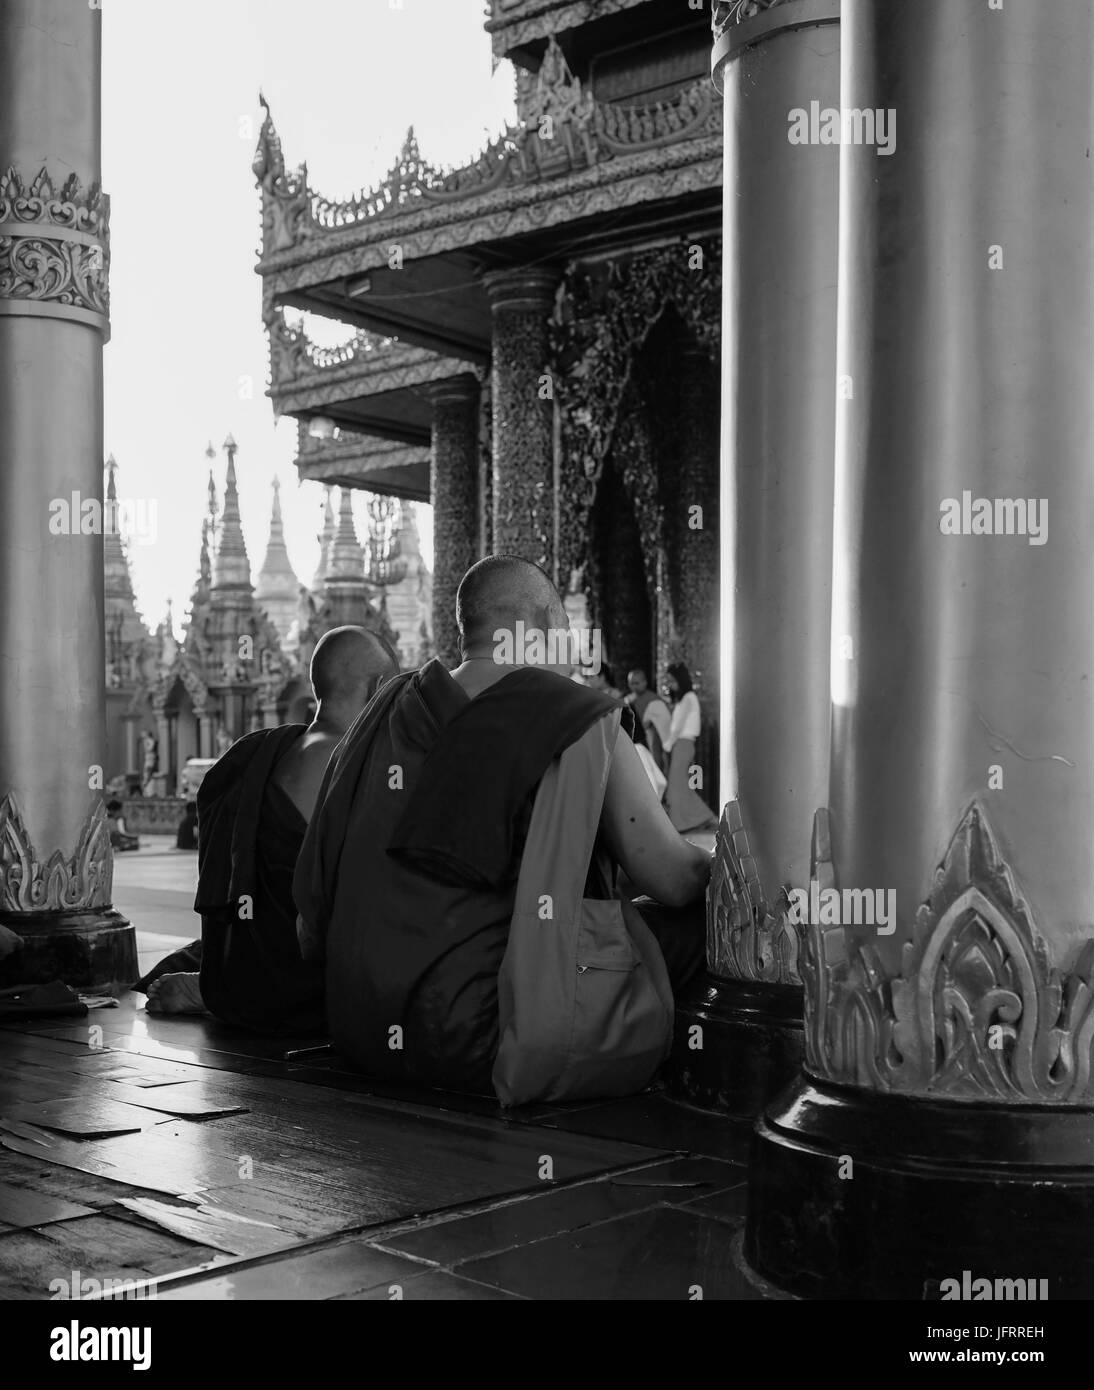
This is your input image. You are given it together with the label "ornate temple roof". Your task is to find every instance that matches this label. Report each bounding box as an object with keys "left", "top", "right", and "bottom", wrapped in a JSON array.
[
  {"left": 484, "top": 0, "right": 652, "bottom": 63},
  {"left": 211, "top": 436, "right": 253, "bottom": 593},
  {"left": 252, "top": 14, "right": 720, "bottom": 358},
  {"left": 296, "top": 420, "right": 429, "bottom": 500},
  {"left": 267, "top": 309, "right": 479, "bottom": 457}
]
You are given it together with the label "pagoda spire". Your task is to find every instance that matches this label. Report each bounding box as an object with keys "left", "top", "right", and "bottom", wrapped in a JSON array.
[
  {"left": 102, "top": 454, "right": 134, "bottom": 603},
  {"left": 327, "top": 486, "right": 366, "bottom": 582},
  {"left": 256, "top": 475, "right": 302, "bottom": 641},
  {"left": 212, "top": 434, "right": 252, "bottom": 591},
  {"left": 311, "top": 483, "right": 336, "bottom": 589}
]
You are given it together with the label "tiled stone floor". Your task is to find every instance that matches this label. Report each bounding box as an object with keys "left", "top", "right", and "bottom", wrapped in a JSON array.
[{"left": 0, "top": 837, "right": 773, "bottom": 1301}]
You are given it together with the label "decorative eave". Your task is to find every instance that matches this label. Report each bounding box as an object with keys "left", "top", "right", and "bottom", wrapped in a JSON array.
[
  {"left": 268, "top": 309, "right": 480, "bottom": 445},
  {"left": 295, "top": 421, "right": 430, "bottom": 502},
  {"left": 485, "top": 0, "right": 652, "bottom": 63},
  {"left": 254, "top": 55, "right": 722, "bottom": 334}
]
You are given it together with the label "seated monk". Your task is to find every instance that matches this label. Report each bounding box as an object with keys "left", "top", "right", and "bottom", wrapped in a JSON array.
[
  {"left": 293, "top": 555, "right": 711, "bottom": 1096},
  {"left": 143, "top": 626, "right": 398, "bottom": 1033}
]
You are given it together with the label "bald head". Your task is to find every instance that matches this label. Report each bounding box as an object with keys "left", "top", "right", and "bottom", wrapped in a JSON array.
[
  {"left": 310, "top": 626, "right": 398, "bottom": 709},
  {"left": 456, "top": 555, "right": 568, "bottom": 659}
]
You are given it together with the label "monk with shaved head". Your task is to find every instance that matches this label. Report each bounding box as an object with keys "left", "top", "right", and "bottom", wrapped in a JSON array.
[
  {"left": 142, "top": 625, "right": 398, "bottom": 1033},
  {"left": 295, "top": 556, "right": 710, "bottom": 1098}
]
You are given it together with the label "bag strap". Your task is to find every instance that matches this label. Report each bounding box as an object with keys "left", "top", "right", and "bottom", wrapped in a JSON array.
[{"left": 510, "top": 708, "right": 620, "bottom": 925}]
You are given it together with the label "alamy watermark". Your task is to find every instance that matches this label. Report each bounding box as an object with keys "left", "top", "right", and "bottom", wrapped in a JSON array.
[
  {"left": 48, "top": 491, "right": 158, "bottom": 546},
  {"left": 939, "top": 492, "right": 1047, "bottom": 545},
  {"left": 786, "top": 883, "right": 895, "bottom": 934},
  {"left": 938, "top": 1271, "right": 1048, "bottom": 1301},
  {"left": 492, "top": 620, "right": 601, "bottom": 674},
  {"left": 49, "top": 1269, "right": 157, "bottom": 1300},
  {"left": 788, "top": 101, "right": 896, "bottom": 156}
]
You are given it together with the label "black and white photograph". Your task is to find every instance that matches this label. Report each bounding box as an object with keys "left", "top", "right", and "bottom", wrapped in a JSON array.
[{"left": 0, "top": 0, "right": 1083, "bottom": 1354}]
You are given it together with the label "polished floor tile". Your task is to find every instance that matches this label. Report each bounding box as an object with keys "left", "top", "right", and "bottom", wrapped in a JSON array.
[
  {"left": 542, "top": 1092, "right": 753, "bottom": 1162},
  {"left": 383, "top": 1156, "right": 744, "bottom": 1267},
  {"left": 460, "top": 1206, "right": 762, "bottom": 1300},
  {"left": 341, "top": 1267, "right": 523, "bottom": 1300},
  {"left": 157, "top": 1240, "right": 420, "bottom": 1300}
]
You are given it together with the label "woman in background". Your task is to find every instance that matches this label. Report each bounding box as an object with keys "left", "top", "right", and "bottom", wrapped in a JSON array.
[{"left": 662, "top": 662, "right": 716, "bottom": 833}]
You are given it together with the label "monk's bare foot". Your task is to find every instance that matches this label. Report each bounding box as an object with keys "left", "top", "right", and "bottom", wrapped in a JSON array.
[
  {"left": 0, "top": 925, "right": 23, "bottom": 961},
  {"left": 145, "top": 972, "right": 206, "bottom": 1015}
]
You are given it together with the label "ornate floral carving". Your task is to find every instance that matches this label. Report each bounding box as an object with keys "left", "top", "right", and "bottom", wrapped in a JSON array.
[
  {"left": 253, "top": 94, "right": 313, "bottom": 254},
  {"left": 253, "top": 67, "right": 721, "bottom": 258},
  {"left": 550, "top": 242, "right": 721, "bottom": 586},
  {"left": 0, "top": 793, "right": 112, "bottom": 913},
  {"left": 708, "top": 800, "right": 802, "bottom": 985},
  {"left": 0, "top": 167, "right": 110, "bottom": 324},
  {"left": 803, "top": 802, "right": 1094, "bottom": 1103},
  {"left": 0, "top": 166, "right": 108, "bottom": 234}
]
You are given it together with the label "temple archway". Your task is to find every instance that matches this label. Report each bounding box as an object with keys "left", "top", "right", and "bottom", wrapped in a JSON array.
[
  {"left": 588, "top": 454, "right": 652, "bottom": 680},
  {"left": 164, "top": 677, "right": 199, "bottom": 795}
]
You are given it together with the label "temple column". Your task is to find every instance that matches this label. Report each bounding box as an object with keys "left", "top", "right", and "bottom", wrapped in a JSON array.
[
  {"left": 427, "top": 374, "right": 480, "bottom": 665},
  {"left": 482, "top": 267, "right": 558, "bottom": 568},
  {"left": 664, "top": 0, "right": 840, "bottom": 1115},
  {"left": 198, "top": 715, "right": 215, "bottom": 761},
  {"left": 0, "top": 1, "right": 135, "bottom": 988},
  {"left": 748, "top": 0, "right": 1094, "bottom": 1298}
]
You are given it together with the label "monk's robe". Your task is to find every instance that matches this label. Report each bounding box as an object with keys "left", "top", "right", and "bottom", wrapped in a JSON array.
[
  {"left": 294, "top": 658, "right": 622, "bottom": 1095},
  {"left": 195, "top": 725, "right": 325, "bottom": 1036}
]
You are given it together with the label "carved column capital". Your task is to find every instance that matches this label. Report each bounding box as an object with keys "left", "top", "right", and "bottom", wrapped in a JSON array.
[
  {"left": 482, "top": 265, "right": 560, "bottom": 314},
  {"left": 424, "top": 371, "right": 481, "bottom": 409},
  {"left": 0, "top": 166, "right": 110, "bottom": 338}
]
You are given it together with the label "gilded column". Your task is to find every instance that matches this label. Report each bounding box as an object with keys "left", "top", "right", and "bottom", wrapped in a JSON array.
[
  {"left": 0, "top": 0, "right": 135, "bottom": 988},
  {"left": 427, "top": 374, "right": 480, "bottom": 665},
  {"left": 664, "top": 0, "right": 840, "bottom": 1115},
  {"left": 748, "top": 0, "right": 1094, "bottom": 1298},
  {"left": 483, "top": 267, "right": 558, "bottom": 567}
]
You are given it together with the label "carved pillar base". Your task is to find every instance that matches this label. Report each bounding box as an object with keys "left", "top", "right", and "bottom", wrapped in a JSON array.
[
  {"left": 0, "top": 907, "right": 136, "bottom": 993},
  {"left": 747, "top": 1078, "right": 1094, "bottom": 1299},
  {"left": 663, "top": 800, "right": 805, "bottom": 1116},
  {"left": 663, "top": 974, "right": 802, "bottom": 1118}
]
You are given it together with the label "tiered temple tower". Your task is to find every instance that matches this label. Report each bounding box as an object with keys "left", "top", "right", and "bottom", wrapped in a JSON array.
[
  {"left": 255, "top": 476, "right": 302, "bottom": 643},
  {"left": 103, "top": 456, "right": 157, "bottom": 785}
]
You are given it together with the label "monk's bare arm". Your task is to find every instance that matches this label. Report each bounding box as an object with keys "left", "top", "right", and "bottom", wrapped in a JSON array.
[{"left": 601, "top": 733, "right": 711, "bottom": 908}]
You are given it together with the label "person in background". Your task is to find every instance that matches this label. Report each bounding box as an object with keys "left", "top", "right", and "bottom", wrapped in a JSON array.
[
  {"left": 106, "top": 799, "right": 140, "bottom": 852},
  {"left": 175, "top": 801, "right": 198, "bottom": 851},
  {"left": 662, "top": 661, "right": 717, "bottom": 834},
  {"left": 626, "top": 668, "right": 671, "bottom": 772},
  {"left": 586, "top": 661, "right": 624, "bottom": 701}
]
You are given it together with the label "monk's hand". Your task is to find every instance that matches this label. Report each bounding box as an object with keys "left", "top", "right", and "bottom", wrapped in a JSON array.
[
  {"left": 145, "top": 973, "right": 206, "bottom": 1015},
  {"left": 0, "top": 925, "right": 22, "bottom": 960}
]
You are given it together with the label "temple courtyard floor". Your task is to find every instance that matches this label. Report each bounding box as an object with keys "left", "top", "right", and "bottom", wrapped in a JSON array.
[{"left": 0, "top": 837, "right": 773, "bottom": 1301}]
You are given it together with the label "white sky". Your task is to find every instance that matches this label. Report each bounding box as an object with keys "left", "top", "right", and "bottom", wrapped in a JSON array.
[{"left": 102, "top": 0, "right": 516, "bottom": 630}]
